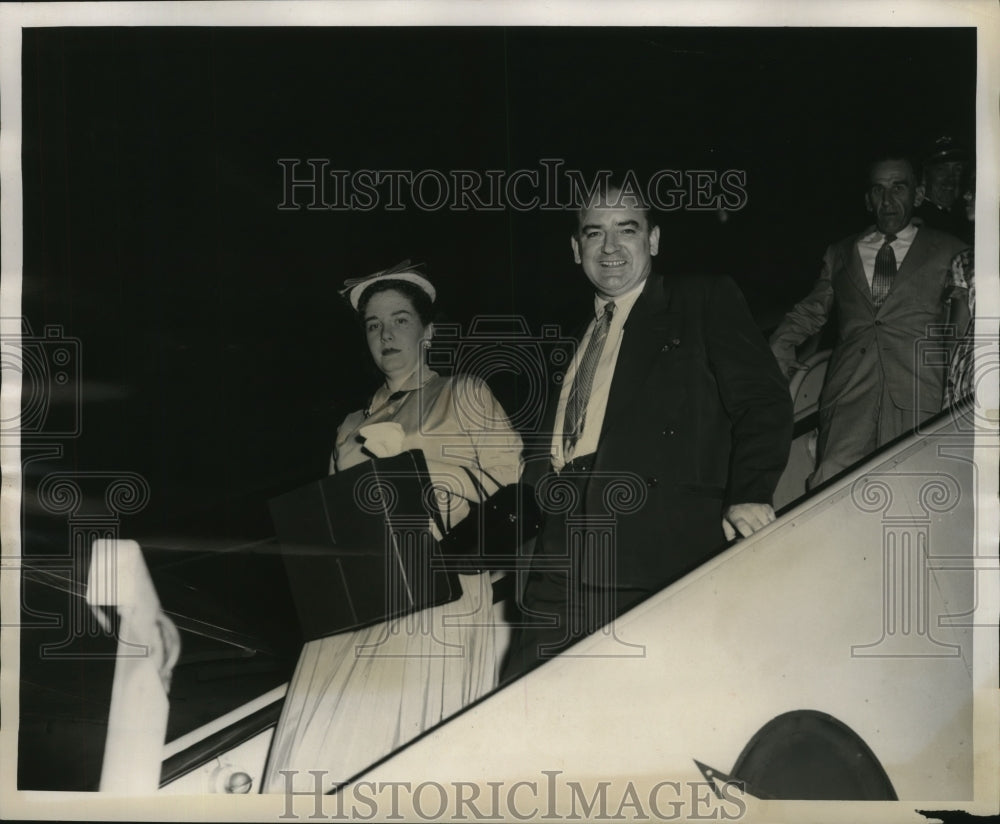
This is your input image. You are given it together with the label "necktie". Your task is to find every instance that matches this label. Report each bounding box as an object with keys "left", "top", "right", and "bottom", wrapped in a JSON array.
[
  {"left": 871, "top": 233, "right": 897, "bottom": 309},
  {"left": 563, "top": 301, "right": 616, "bottom": 455}
]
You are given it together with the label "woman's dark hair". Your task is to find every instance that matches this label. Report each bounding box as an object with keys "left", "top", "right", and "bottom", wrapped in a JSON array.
[{"left": 356, "top": 278, "right": 435, "bottom": 325}]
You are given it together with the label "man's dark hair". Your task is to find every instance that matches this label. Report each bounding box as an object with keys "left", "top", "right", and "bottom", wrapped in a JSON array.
[
  {"left": 357, "top": 278, "right": 435, "bottom": 325},
  {"left": 865, "top": 150, "right": 922, "bottom": 188},
  {"left": 570, "top": 168, "right": 659, "bottom": 236}
]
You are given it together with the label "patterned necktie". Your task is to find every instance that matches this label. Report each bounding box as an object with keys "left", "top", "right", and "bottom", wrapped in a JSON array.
[
  {"left": 871, "top": 233, "right": 897, "bottom": 309},
  {"left": 563, "top": 301, "right": 616, "bottom": 455}
]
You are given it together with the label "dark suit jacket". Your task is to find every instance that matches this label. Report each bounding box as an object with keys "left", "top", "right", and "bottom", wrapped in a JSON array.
[{"left": 527, "top": 272, "right": 792, "bottom": 591}]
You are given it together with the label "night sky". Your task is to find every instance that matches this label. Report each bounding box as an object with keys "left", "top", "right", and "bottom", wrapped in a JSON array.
[{"left": 20, "top": 25, "right": 976, "bottom": 538}]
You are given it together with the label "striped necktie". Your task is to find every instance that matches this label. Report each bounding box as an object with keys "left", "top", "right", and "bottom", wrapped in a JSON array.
[
  {"left": 871, "top": 233, "right": 897, "bottom": 308},
  {"left": 563, "top": 301, "right": 616, "bottom": 455}
]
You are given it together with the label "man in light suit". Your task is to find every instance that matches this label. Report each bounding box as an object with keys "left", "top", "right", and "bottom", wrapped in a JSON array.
[
  {"left": 770, "top": 153, "right": 970, "bottom": 488},
  {"left": 501, "top": 180, "right": 792, "bottom": 681}
]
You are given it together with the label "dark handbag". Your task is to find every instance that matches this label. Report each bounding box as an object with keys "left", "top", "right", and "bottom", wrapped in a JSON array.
[
  {"left": 268, "top": 450, "right": 461, "bottom": 641},
  {"left": 438, "top": 466, "right": 542, "bottom": 573}
]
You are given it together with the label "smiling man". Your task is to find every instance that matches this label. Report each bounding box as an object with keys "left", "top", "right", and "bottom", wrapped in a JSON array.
[
  {"left": 501, "top": 178, "right": 792, "bottom": 680},
  {"left": 769, "top": 152, "right": 970, "bottom": 487},
  {"left": 572, "top": 199, "right": 660, "bottom": 298}
]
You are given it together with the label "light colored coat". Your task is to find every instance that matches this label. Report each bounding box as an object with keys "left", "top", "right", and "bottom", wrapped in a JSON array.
[{"left": 770, "top": 224, "right": 969, "bottom": 483}]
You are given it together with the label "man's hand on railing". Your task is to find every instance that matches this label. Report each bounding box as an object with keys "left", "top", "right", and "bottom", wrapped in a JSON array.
[
  {"left": 770, "top": 342, "right": 809, "bottom": 382},
  {"left": 722, "top": 502, "right": 777, "bottom": 541},
  {"left": 153, "top": 612, "right": 182, "bottom": 693}
]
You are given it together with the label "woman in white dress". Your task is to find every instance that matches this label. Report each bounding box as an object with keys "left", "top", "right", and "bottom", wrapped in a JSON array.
[{"left": 263, "top": 263, "right": 522, "bottom": 793}]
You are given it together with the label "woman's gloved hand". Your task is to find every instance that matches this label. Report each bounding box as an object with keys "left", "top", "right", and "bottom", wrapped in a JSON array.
[{"left": 359, "top": 422, "right": 407, "bottom": 458}]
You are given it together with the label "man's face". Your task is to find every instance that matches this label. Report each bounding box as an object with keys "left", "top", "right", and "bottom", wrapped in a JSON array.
[
  {"left": 865, "top": 159, "right": 923, "bottom": 235},
  {"left": 924, "top": 160, "right": 966, "bottom": 210},
  {"left": 571, "top": 194, "right": 660, "bottom": 298}
]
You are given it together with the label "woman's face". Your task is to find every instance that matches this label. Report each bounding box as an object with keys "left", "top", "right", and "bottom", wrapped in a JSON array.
[{"left": 363, "top": 288, "right": 431, "bottom": 384}]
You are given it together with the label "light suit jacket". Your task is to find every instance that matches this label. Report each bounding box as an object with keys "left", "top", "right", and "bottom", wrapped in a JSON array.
[{"left": 770, "top": 224, "right": 969, "bottom": 424}]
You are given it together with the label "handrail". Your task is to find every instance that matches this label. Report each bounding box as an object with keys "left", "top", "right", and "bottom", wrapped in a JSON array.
[
  {"left": 159, "top": 693, "right": 285, "bottom": 787},
  {"left": 21, "top": 566, "right": 272, "bottom": 655}
]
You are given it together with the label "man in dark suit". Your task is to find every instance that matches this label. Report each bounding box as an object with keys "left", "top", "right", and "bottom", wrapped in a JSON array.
[
  {"left": 770, "top": 153, "right": 970, "bottom": 488},
  {"left": 501, "top": 181, "right": 792, "bottom": 680}
]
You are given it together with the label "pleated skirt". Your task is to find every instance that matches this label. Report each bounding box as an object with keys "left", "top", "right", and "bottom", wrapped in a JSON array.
[{"left": 263, "top": 572, "right": 504, "bottom": 794}]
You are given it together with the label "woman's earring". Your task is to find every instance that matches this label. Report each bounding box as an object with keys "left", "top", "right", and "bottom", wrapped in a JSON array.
[{"left": 422, "top": 339, "right": 431, "bottom": 349}]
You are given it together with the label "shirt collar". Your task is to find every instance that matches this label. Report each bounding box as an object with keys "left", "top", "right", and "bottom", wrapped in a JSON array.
[
  {"left": 593, "top": 275, "right": 648, "bottom": 320},
  {"left": 861, "top": 221, "right": 919, "bottom": 243},
  {"left": 371, "top": 367, "right": 438, "bottom": 405}
]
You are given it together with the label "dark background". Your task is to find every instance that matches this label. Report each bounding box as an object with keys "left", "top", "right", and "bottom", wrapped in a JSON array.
[{"left": 16, "top": 26, "right": 976, "bottom": 789}]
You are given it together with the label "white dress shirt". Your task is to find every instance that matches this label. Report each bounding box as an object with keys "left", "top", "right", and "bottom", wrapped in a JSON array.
[
  {"left": 856, "top": 222, "right": 918, "bottom": 286},
  {"left": 550, "top": 277, "right": 648, "bottom": 470}
]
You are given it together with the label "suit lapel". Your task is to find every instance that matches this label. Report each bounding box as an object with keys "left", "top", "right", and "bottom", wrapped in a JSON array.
[
  {"left": 894, "top": 224, "right": 933, "bottom": 280},
  {"left": 599, "top": 274, "right": 677, "bottom": 442},
  {"left": 878, "top": 225, "right": 936, "bottom": 311},
  {"left": 846, "top": 233, "right": 874, "bottom": 305}
]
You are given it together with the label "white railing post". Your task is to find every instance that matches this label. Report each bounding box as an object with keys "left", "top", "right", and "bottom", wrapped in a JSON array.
[{"left": 86, "top": 538, "right": 172, "bottom": 794}]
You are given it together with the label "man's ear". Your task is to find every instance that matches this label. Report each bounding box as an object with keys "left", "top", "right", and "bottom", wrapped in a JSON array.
[
  {"left": 914, "top": 183, "right": 926, "bottom": 208},
  {"left": 571, "top": 234, "right": 582, "bottom": 264},
  {"left": 864, "top": 192, "right": 874, "bottom": 214},
  {"left": 649, "top": 225, "right": 661, "bottom": 256}
]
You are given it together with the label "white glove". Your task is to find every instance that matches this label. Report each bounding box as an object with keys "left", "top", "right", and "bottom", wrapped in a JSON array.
[{"left": 359, "top": 422, "right": 407, "bottom": 458}]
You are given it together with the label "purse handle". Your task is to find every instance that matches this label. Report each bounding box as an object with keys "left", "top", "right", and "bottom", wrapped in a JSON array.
[
  {"left": 426, "top": 461, "right": 502, "bottom": 536},
  {"left": 429, "top": 462, "right": 504, "bottom": 535}
]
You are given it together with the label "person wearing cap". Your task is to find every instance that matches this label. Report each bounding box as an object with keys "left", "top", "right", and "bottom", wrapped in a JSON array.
[
  {"left": 914, "top": 135, "right": 974, "bottom": 243},
  {"left": 263, "top": 263, "right": 523, "bottom": 793},
  {"left": 500, "top": 179, "right": 792, "bottom": 681},
  {"left": 769, "top": 151, "right": 970, "bottom": 488}
]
